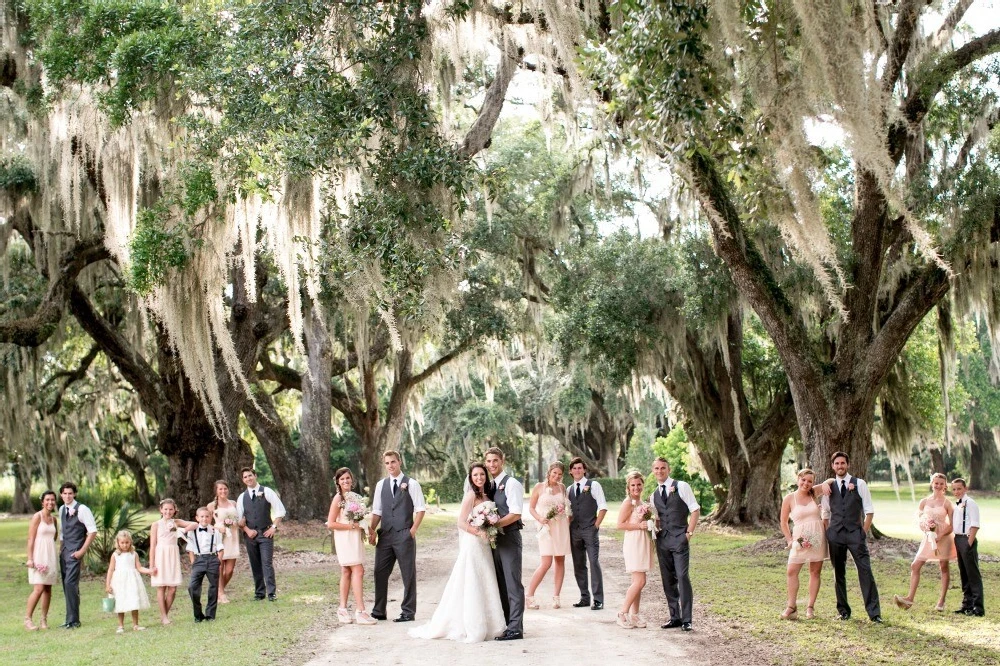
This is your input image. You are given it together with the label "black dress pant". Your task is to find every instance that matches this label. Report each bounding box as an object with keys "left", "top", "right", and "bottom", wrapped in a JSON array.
[{"left": 189, "top": 556, "right": 220, "bottom": 620}]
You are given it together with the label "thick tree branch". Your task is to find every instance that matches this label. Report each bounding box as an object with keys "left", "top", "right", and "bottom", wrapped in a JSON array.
[
  {"left": 408, "top": 338, "right": 475, "bottom": 387},
  {"left": 882, "top": 0, "right": 927, "bottom": 95},
  {"left": 68, "top": 284, "right": 166, "bottom": 418},
  {"left": 458, "top": 34, "right": 521, "bottom": 159},
  {"left": 42, "top": 344, "right": 100, "bottom": 415}
]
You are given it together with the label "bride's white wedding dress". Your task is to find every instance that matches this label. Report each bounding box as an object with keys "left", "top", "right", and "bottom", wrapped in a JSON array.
[{"left": 409, "top": 530, "right": 506, "bottom": 642}]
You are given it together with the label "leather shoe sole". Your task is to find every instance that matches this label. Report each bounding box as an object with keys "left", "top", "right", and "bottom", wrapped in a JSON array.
[
  {"left": 661, "top": 620, "right": 683, "bottom": 629},
  {"left": 495, "top": 631, "right": 523, "bottom": 641},
  {"left": 393, "top": 615, "right": 415, "bottom": 622}
]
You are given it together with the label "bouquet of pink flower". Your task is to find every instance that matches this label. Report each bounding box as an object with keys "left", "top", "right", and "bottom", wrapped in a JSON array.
[
  {"left": 539, "top": 501, "right": 569, "bottom": 535},
  {"left": 214, "top": 507, "right": 237, "bottom": 537},
  {"left": 27, "top": 562, "right": 49, "bottom": 575},
  {"left": 633, "top": 500, "right": 658, "bottom": 541},
  {"left": 343, "top": 492, "right": 370, "bottom": 534},
  {"left": 468, "top": 501, "right": 503, "bottom": 549},
  {"left": 918, "top": 511, "right": 939, "bottom": 552},
  {"left": 794, "top": 532, "right": 818, "bottom": 551}
]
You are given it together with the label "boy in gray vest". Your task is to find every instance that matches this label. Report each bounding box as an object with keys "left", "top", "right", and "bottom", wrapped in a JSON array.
[
  {"left": 235, "top": 467, "right": 286, "bottom": 601},
  {"left": 485, "top": 446, "right": 526, "bottom": 640},
  {"left": 567, "top": 457, "right": 607, "bottom": 610},
  {"left": 951, "top": 478, "right": 984, "bottom": 616},
  {"left": 187, "top": 507, "right": 225, "bottom": 622},
  {"left": 651, "top": 457, "right": 700, "bottom": 631},
  {"left": 369, "top": 450, "right": 425, "bottom": 622},
  {"left": 820, "top": 451, "right": 882, "bottom": 623},
  {"left": 58, "top": 482, "right": 97, "bottom": 629}
]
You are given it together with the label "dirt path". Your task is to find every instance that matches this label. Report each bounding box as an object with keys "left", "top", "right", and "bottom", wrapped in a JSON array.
[{"left": 299, "top": 513, "right": 711, "bottom": 666}]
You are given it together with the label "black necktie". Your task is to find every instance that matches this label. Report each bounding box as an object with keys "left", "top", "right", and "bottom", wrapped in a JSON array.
[
  {"left": 840, "top": 480, "right": 847, "bottom": 498},
  {"left": 660, "top": 484, "right": 667, "bottom": 503},
  {"left": 575, "top": 483, "right": 580, "bottom": 498},
  {"left": 393, "top": 479, "right": 398, "bottom": 497},
  {"left": 251, "top": 490, "right": 257, "bottom": 502}
]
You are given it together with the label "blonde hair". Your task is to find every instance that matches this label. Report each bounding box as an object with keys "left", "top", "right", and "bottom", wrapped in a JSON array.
[
  {"left": 114, "top": 530, "right": 135, "bottom": 553},
  {"left": 930, "top": 472, "right": 948, "bottom": 489},
  {"left": 797, "top": 468, "right": 816, "bottom": 479},
  {"left": 546, "top": 461, "right": 565, "bottom": 481},
  {"left": 624, "top": 470, "right": 645, "bottom": 496},
  {"left": 382, "top": 450, "right": 401, "bottom": 462}
]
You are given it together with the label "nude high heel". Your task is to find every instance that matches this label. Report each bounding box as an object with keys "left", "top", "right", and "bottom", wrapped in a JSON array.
[
  {"left": 24, "top": 618, "right": 38, "bottom": 631},
  {"left": 805, "top": 607, "right": 814, "bottom": 620},
  {"left": 552, "top": 596, "right": 561, "bottom": 609},
  {"left": 780, "top": 606, "right": 798, "bottom": 620},
  {"left": 616, "top": 612, "right": 634, "bottom": 628},
  {"left": 526, "top": 596, "right": 539, "bottom": 610},
  {"left": 893, "top": 595, "right": 913, "bottom": 610},
  {"left": 630, "top": 613, "right": 647, "bottom": 628}
]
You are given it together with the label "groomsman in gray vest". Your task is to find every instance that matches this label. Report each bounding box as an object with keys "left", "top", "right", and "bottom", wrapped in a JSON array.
[
  {"left": 485, "top": 446, "right": 526, "bottom": 640},
  {"left": 567, "top": 457, "right": 607, "bottom": 610},
  {"left": 951, "top": 478, "right": 984, "bottom": 616},
  {"left": 58, "top": 482, "right": 97, "bottom": 629},
  {"left": 236, "top": 467, "right": 286, "bottom": 601},
  {"left": 369, "top": 450, "right": 426, "bottom": 622},
  {"left": 820, "top": 451, "right": 882, "bottom": 623},
  {"left": 651, "top": 457, "right": 700, "bottom": 631}
]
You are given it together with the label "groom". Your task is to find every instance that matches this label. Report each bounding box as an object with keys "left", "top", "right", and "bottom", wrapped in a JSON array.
[
  {"left": 485, "top": 446, "right": 525, "bottom": 641},
  {"left": 59, "top": 482, "right": 97, "bottom": 629}
]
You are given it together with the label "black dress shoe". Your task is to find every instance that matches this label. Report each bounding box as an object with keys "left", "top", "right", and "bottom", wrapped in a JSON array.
[
  {"left": 954, "top": 608, "right": 972, "bottom": 614},
  {"left": 661, "top": 619, "right": 683, "bottom": 629},
  {"left": 870, "top": 616, "right": 884, "bottom": 624},
  {"left": 254, "top": 596, "right": 266, "bottom": 601},
  {"left": 837, "top": 614, "right": 851, "bottom": 621},
  {"left": 494, "top": 630, "right": 523, "bottom": 641},
  {"left": 393, "top": 615, "right": 415, "bottom": 622},
  {"left": 370, "top": 613, "right": 387, "bottom": 620},
  {"left": 681, "top": 622, "right": 693, "bottom": 632},
  {"left": 268, "top": 595, "right": 277, "bottom": 602},
  {"left": 64, "top": 622, "right": 81, "bottom": 629},
  {"left": 572, "top": 600, "right": 590, "bottom": 608},
  {"left": 591, "top": 601, "right": 603, "bottom": 610},
  {"left": 194, "top": 618, "right": 203, "bottom": 623},
  {"left": 965, "top": 609, "right": 985, "bottom": 617}
]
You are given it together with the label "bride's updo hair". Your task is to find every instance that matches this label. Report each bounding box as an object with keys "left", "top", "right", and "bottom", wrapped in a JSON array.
[
  {"left": 468, "top": 462, "right": 489, "bottom": 500},
  {"left": 546, "top": 461, "right": 565, "bottom": 484}
]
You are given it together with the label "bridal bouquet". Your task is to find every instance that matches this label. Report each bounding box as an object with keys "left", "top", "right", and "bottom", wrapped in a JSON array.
[
  {"left": 918, "top": 512, "right": 938, "bottom": 552},
  {"left": 794, "top": 532, "right": 818, "bottom": 552},
  {"left": 343, "top": 492, "right": 370, "bottom": 533},
  {"left": 633, "top": 500, "right": 658, "bottom": 541},
  {"left": 468, "top": 501, "right": 502, "bottom": 549},
  {"left": 214, "top": 507, "right": 237, "bottom": 537},
  {"left": 539, "top": 501, "right": 569, "bottom": 535}
]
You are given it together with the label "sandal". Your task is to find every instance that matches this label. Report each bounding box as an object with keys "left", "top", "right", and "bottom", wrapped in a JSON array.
[
  {"left": 132, "top": 625, "right": 146, "bottom": 631},
  {"left": 616, "top": 612, "right": 634, "bottom": 628},
  {"left": 116, "top": 627, "right": 125, "bottom": 634},
  {"left": 780, "top": 606, "right": 798, "bottom": 620},
  {"left": 526, "top": 596, "right": 539, "bottom": 610},
  {"left": 552, "top": 596, "right": 561, "bottom": 609},
  {"left": 630, "top": 613, "right": 647, "bottom": 628},
  {"left": 893, "top": 595, "right": 913, "bottom": 610},
  {"left": 337, "top": 608, "right": 353, "bottom": 624},
  {"left": 935, "top": 603, "right": 946, "bottom": 612},
  {"left": 39, "top": 616, "right": 48, "bottom": 630},
  {"left": 805, "top": 606, "right": 815, "bottom": 620},
  {"left": 24, "top": 618, "right": 38, "bottom": 631},
  {"left": 354, "top": 610, "right": 377, "bottom": 625}
]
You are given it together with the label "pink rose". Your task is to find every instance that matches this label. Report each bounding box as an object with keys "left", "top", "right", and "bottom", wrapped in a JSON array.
[{"left": 848, "top": 483, "right": 856, "bottom": 491}]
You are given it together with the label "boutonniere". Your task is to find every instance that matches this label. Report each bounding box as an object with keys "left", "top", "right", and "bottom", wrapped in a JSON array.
[
  {"left": 666, "top": 485, "right": 674, "bottom": 496},
  {"left": 848, "top": 483, "right": 856, "bottom": 492},
  {"left": 583, "top": 486, "right": 591, "bottom": 494},
  {"left": 68, "top": 507, "right": 76, "bottom": 517},
  {"left": 400, "top": 483, "right": 408, "bottom": 491},
  {"left": 498, "top": 484, "right": 505, "bottom": 491}
]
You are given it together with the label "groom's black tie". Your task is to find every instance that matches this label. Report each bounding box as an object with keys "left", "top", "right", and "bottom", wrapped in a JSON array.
[
  {"left": 660, "top": 484, "right": 667, "bottom": 503},
  {"left": 575, "top": 483, "right": 580, "bottom": 498},
  {"left": 840, "top": 479, "right": 847, "bottom": 498},
  {"left": 393, "top": 479, "right": 398, "bottom": 497}
]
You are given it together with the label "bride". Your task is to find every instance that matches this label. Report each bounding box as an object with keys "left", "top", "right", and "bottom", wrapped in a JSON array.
[{"left": 409, "top": 462, "right": 506, "bottom": 642}]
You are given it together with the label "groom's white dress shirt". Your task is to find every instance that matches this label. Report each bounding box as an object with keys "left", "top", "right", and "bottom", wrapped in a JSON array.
[
  {"left": 494, "top": 470, "right": 524, "bottom": 514},
  {"left": 372, "top": 473, "right": 426, "bottom": 516},
  {"left": 571, "top": 476, "right": 609, "bottom": 511},
  {"left": 235, "top": 484, "right": 287, "bottom": 522},
  {"left": 657, "top": 478, "right": 700, "bottom": 512},
  {"left": 819, "top": 474, "right": 873, "bottom": 520},
  {"left": 59, "top": 501, "right": 98, "bottom": 539}
]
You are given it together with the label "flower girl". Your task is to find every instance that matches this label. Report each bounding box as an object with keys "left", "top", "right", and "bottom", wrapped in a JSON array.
[{"left": 105, "top": 530, "right": 153, "bottom": 633}]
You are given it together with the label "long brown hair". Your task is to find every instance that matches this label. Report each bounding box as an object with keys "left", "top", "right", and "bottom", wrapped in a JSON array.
[
  {"left": 334, "top": 467, "right": 354, "bottom": 504},
  {"left": 468, "top": 463, "right": 488, "bottom": 501}
]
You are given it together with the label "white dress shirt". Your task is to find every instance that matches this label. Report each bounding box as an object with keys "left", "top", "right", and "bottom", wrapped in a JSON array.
[
  {"left": 235, "top": 484, "right": 287, "bottom": 522},
  {"left": 371, "top": 473, "right": 426, "bottom": 516},
  {"left": 657, "top": 478, "right": 700, "bottom": 513},
  {"left": 955, "top": 496, "right": 981, "bottom": 536},
  {"left": 59, "top": 501, "right": 98, "bottom": 538},
  {"left": 570, "top": 477, "right": 609, "bottom": 511},
  {"left": 186, "top": 526, "right": 225, "bottom": 555},
  {"left": 820, "top": 474, "right": 874, "bottom": 520},
  {"left": 494, "top": 470, "right": 524, "bottom": 515}
]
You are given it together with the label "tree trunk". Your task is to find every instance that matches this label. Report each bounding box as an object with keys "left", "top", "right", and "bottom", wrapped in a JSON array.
[
  {"left": 11, "top": 456, "right": 33, "bottom": 513},
  {"left": 969, "top": 422, "right": 1000, "bottom": 490},
  {"left": 928, "top": 442, "right": 946, "bottom": 476},
  {"left": 296, "top": 305, "right": 334, "bottom": 515}
]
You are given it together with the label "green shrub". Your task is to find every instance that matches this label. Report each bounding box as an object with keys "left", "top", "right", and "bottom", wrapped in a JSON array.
[
  {"left": 0, "top": 492, "right": 11, "bottom": 512},
  {"left": 85, "top": 488, "right": 150, "bottom": 574}
]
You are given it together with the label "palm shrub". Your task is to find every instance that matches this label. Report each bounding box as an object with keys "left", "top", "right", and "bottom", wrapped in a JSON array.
[{"left": 85, "top": 488, "right": 149, "bottom": 574}]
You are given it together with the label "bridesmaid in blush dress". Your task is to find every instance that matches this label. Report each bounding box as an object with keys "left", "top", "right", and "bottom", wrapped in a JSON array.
[
  {"left": 526, "top": 461, "right": 571, "bottom": 610},
  {"left": 893, "top": 473, "right": 957, "bottom": 611},
  {"left": 25, "top": 490, "right": 59, "bottom": 630},
  {"left": 616, "top": 471, "right": 655, "bottom": 629},
  {"left": 327, "top": 468, "right": 376, "bottom": 625},
  {"left": 149, "top": 498, "right": 196, "bottom": 625},
  {"left": 779, "top": 469, "right": 828, "bottom": 620},
  {"left": 207, "top": 480, "right": 240, "bottom": 603}
]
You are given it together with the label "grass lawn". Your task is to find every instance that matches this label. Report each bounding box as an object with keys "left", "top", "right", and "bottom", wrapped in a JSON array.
[{"left": 1, "top": 510, "right": 459, "bottom": 666}]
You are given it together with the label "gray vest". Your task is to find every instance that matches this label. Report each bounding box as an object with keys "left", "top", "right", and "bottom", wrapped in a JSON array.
[
  {"left": 569, "top": 480, "right": 598, "bottom": 530},
  {"left": 61, "top": 504, "right": 87, "bottom": 551},
  {"left": 379, "top": 475, "right": 414, "bottom": 533},
  {"left": 493, "top": 475, "right": 522, "bottom": 531},
  {"left": 242, "top": 487, "right": 273, "bottom": 531},
  {"left": 653, "top": 480, "right": 689, "bottom": 537},
  {"left": 828, "top": 478, "right": 865, "bottom": 533}
]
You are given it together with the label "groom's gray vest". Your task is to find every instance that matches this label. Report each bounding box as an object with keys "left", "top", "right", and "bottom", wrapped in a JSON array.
[
  {"left": 569, "top": 480, "right": 598, "bottom": 530},
  {"left": 828, "top": 477, "right": 865, "bottom": 536},
  {"left": 242, "top": 487, "right": 274, "bottom": 531},
  {"left": 379, "top": 475, "right": 414, "bottom": 533},
  {"left": 493, "top": 476, "right": 522, "bottom": 531},
  {"left": 61, "top": 505, "right": 87, "bottom": 552},
  {"left": 653, "top": 480, "right": 690, "bottom": 538}
]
